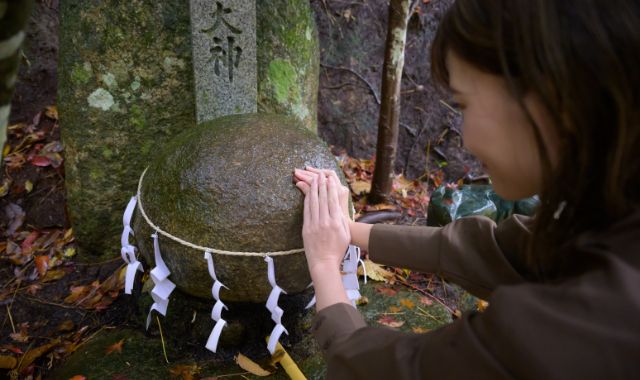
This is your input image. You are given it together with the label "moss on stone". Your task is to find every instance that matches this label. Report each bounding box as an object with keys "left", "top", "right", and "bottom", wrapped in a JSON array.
[
  {"left": 101, "top": 147, "right": 113, "bottom": 159},
  {"left": 257, "top": 0, "right": 319, "bottom": 133},
  {"left": 70, "top": 63, "right": 92, "bottom": 84},
  {"left": 128, "top": 104, "right": 145, "bottom": 131},
  {"left": 268, "top": 59, "right": 298, "bottom": 105}
]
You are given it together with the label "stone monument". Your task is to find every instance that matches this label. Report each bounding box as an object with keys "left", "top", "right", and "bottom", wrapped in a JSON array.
[
  {"left": 190, "top": 0, "right": 256, "bottom": 122},
  {"left": 59, "top": 0, "right": 319, "bottom": 259}
]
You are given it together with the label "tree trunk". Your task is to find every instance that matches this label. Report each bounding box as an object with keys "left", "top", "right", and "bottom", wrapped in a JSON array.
[
  {"left": 369, "top": 0, "right": 413, "bottom": 204},
  {"left": 0, "top": 0, "right": 33, "bottom": 164}
]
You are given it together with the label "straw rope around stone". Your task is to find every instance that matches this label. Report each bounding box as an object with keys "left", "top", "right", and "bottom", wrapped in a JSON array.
[{"left": 136, "top": 166, "right": 305, "bottom": 257}]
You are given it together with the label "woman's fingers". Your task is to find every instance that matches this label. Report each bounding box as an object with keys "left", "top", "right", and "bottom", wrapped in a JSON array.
[
  {"left": 318, "top": 169, "right": 329, "bottom": 224},
  {"left": 328, "top": 175, "right": 342, "bottom": 220},
  {"left": 306, "top": 167, "right": 336, "bottom": 180},
  {"left": 294, "top": 169, "right": 313, "bottom": 181},
  {"left": 305, "top": 166, "right": 323, "bottom": 174},
  {"left": 303, "top": 183, "right": 310, "bottom": 226},
  {"left": 298, "top": 167, "right": 348, "bottom": 223},
  {"left": 295, "top": 181, "right": 310, "bottom": 195},
  {"left": 321, "top": 170, "right": 350, "bottom": 219},
  {"left": 309, "top": 174, "right": 319, "bottom": 224}
]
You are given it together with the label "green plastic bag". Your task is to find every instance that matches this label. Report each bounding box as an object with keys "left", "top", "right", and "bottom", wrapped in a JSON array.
[{"left": 427, "top": 185, "right": 539, "bottom": 226}]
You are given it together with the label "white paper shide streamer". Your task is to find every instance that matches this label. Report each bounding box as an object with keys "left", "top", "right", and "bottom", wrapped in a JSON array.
[
  {"left": 204, "top": 251, "right": 229, "bottom": 353},
  {"left": 306, "top": 245, "right": 364, "bottom": 310},
  {"left": 342, "top": 245, "right": 363, "bottom": 306},
  {"left": 121, "top": 196, "right": 143, "bottom": 295},
  {"left": 119, "top": 168, "right": 317, "bottom": 355},
  {"left": 145, "top": 232, "right": 177, "bottom": 329},
  {"left": 264, "top": 256, "right": 288, "bottom": 354}
]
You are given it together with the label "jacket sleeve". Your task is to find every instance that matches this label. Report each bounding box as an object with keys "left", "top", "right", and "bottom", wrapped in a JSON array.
[
  {"left": 312, "top": 274, "right": 633, "bottom": 380},
  {"left": 368, "top": 214, "right": 534, "bottom": 299}
]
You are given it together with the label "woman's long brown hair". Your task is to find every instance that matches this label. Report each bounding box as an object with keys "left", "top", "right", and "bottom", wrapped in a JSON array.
[{"left": 431, "top": 0, "right": 640, "bottom": 277}]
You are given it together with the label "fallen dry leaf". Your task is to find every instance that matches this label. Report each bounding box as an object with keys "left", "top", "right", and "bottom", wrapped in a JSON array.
[
  {"left": 356, "top": 296, "right": 369, "bottom": 306},
  {"left": 375, "top": 286, "right": 398, "bottom": 297},
  {"left": 41, "top": 269, "right": 66, "bottom": 282},
  {"left": 0, "top": 355, "right": 17, "bottom": 369},
  {"left": 10, "top": 323, "right": 30, "bottom": 343},
  {"left": 21, "top": 231, "right": 39, "bottom": 254},
  {"left": 17, "top": 338, "right": 61, "bottom": 371},
  {"left": 68, "top": 376, "right": 86, "bottom": 380},
  {"left": 44, "top": 105, "right": 58, "bottom": 120},
  {"left": 5, "top": 203, "right": 25, "bottom": 236},
  {"left": 0, "top": 178, "right": 10, "bottom": 197},
  {"left": 64, "top": 285, "right": 88, "bottom": 304},
  {"left": 3, "top": 346, "right": 23, "bottom": 355},
  {"left": 57, "top": 320, "right": 75, "bottom": 332},
  {"left": 364, "top": 203, "right": 398, "bottom": 212},
  {"left": 63, "top": 247, "right": 76, "bottom": 258},
  {"left": 476, "top": 300, "right": 489, "bottom": 312},
  {"left": 387, "top": 306, "right": 402, "bottom": 313},
  {"left": 349, "top": 180, "right": 371, "bottom": 195},
  {"left": 35, "top": 255, "right": 49, "bottom": 277},
  {"left": 63, "top": 228, "right": 74, "bottom": 243},
  {"left": 25, "top": 284, "right": 42, "bottom": 295},
  {"left": 169, "top": 363, "right": 199, "bottom": 380},
  {"left": 31, "top": 155, "right": 52, "bottom": 167},
  {"left": 399, "top": 299, "right": 416, "bottom": 309},
  {"left": 412, "top": 327, "right": 431, "bottom": 334},
  {"left": 235, "top": 353, "right": 273, "bottom": 377},
  {"left": 418, "top": 296, "right": 433, "bottom": 306},
  {"left": 105, "top": 339, "right": 124, "bottom": 355},
  {"left": 377, "top": 315, "right": 405, "bottom": 328},
  {"left": 361, "top": 259, "right": 394, "bottom": 282}
]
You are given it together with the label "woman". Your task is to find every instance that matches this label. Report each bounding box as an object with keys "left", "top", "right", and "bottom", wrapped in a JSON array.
[{"left": 293, "top": 0, "right": 640, "bottom": 378}]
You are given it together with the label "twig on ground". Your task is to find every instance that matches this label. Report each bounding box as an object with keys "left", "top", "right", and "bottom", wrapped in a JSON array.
[
  {"left": 75, "top": 256, "right": 124, "bottom": 266},
  {"left": 439, "top": 99, "right": 461, "bottom": 116},
  {"left": 157, "top": 315, "right": 169, "bottom": 364},
  {"left": 6, "top": 304, "right": 16, "bottom": 333},
  {"left": 20, "top": 295, "right": 79, "bottom": 310},
  {"left": 415, "top": 306, "right": 442, "bottom": 322},
  {"left": 217, "top": 372, "right": 251, "bottom": 379},
  {"left": 1, "top": 262, "right": 32, "bottom": 290},
  {"left": 73, "top": 326, "right": 109, "bottom": 352},
  {"left": 400, "top": 122, "right": 417, "bottom": 136},
  {"left": 395, "top": 276, "right": 455, "bottom": 315}
]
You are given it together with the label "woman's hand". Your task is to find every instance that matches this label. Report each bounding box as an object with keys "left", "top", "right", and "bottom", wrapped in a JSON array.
[
  {"left": 294, "top": 167, "right": 351, "bottom": 220},
  {"left": 296, "top": 169, "right": 351, "bottom": 273},
  {"left": 294, "top": 168, "right": 351, "bottom": 310},
  {"left": 294, "top": 166, "right": 374, "bottom": 252}
]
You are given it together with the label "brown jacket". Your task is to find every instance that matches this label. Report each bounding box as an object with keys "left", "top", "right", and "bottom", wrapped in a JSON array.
[{"left": 311, "top": 214, "right": 640, "bottom": 379}]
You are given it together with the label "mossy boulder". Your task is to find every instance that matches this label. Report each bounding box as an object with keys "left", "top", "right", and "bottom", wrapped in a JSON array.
[
  {"left": 59, "top": 0, "right": 319, "bottom": 260},
  {"left": 132, "top": 113, "right": 348, "bottom": 303}
]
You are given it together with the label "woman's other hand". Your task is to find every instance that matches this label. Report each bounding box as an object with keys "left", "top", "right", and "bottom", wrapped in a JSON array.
[
  {"left": 298, "top": 170, "right": 351, "bottom": 273},
  {"left": 294, "top": 166, "right": 351, "bottom": 220}
]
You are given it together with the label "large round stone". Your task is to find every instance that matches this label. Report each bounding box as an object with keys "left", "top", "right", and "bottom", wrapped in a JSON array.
[{"left": 132, "top": 113, "right": 349, "bottom": 303}]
